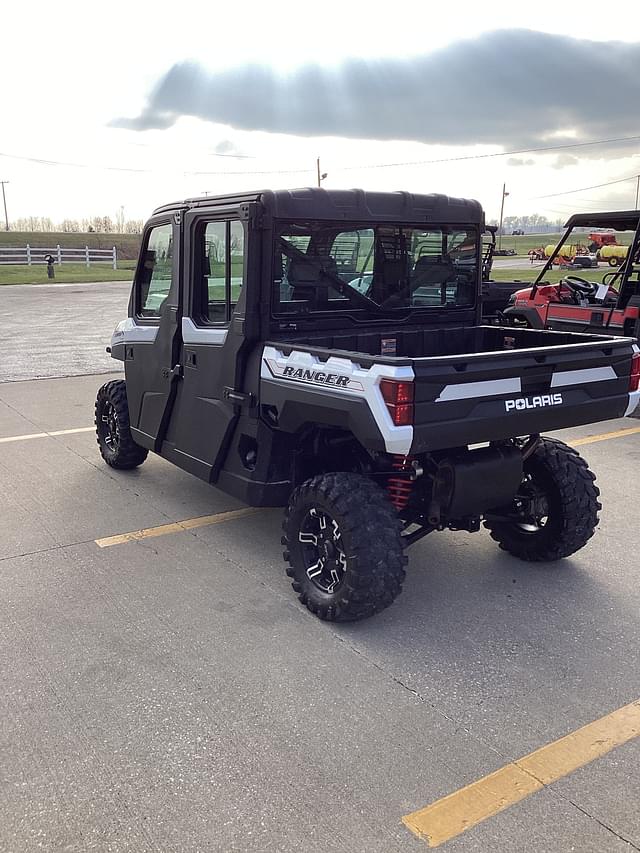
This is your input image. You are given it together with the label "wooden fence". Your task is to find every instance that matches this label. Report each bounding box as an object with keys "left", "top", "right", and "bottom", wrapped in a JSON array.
[{"left": 0, "top": 245, "right": 117, "bottom": 268}]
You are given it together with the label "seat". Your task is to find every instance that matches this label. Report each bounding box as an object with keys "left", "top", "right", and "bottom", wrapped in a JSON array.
[{"left": 287, "top": 256, "right": 337, "bottom": 304}]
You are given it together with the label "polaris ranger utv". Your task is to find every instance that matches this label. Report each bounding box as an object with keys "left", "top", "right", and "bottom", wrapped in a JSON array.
[{"left": 96, "top": 189, "right": 640, "bottom": 622}]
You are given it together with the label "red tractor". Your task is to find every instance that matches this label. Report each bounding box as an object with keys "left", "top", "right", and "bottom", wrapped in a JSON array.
[
  {"left": 588, "top": 230, "right": 619, "bottom": 251},
  {"left": 502, "top": 211, "right": 640, "bottom": 340}
]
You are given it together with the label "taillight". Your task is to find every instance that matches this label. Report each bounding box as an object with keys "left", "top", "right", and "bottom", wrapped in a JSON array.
[
  {"left": 380, "top": 379, "right": 414, "bottom": 426},
  {"left": 630, "top": 353, "right": 640, "bottom": 392}
]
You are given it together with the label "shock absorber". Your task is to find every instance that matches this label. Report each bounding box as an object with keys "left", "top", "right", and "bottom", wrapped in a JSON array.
[{"left": 387, "top": 455, "right": 416, "bottom": 511}]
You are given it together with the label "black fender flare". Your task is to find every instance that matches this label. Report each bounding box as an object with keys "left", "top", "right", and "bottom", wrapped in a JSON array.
[{"left": 502, "top": 306, "right": 545, "bottom": 329}]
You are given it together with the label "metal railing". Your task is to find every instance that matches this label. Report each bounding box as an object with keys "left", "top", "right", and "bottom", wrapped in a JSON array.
[{"left": 0, "top": 244, "right": 117, "bottom": 269}]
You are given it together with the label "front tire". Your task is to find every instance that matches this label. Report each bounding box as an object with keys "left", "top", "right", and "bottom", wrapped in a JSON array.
[
  {"left": 282, "top": 473, "right": 407, "bottom": 622},
  {"left": 95, "top": 380, "right": 148, "bottom": 470},
  {"left": 484, "top": 438, "right": 600, "bottom": 561}
]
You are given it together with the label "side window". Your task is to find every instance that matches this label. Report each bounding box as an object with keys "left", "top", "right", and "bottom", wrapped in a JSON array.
[
  {"left": 200, "top": 219, "right": 245, "bottom": 323},
  {"left": 205, "top": 222, "right": 227, "bottom": 323},
  {"left": 230, "top": 220, "right": 245, "bottom": 312},
  {"left": 138, "top": 223, "right": 173, "bottom": 318}
]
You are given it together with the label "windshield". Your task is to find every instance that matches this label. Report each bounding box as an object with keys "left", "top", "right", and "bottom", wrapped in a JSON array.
[
  {"left": 273, "top": 222, "right": 478, "bottom": 318},
  {"left": 535, "top": 225, "right": 639, "bottom": 292}
]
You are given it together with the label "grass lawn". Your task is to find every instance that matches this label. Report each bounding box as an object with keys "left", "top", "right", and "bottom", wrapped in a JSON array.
[
  {"left": 489, "top": 267, "right": 610, "bottom": 283},
  {"left": 496, "top": 231, "right": 635, "bottom": 257},
  {"left": 0, "top": 262, "right": 135, "bottom": 285}
]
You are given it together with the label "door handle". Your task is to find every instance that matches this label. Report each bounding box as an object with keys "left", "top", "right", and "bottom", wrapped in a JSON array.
[{"left": 162, "top": 364, "right": 183, "bottom": 380}]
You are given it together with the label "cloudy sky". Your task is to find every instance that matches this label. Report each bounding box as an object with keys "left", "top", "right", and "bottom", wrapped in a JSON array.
[{"left": 2, "top": 0, "right": 640, "bottom": 224}]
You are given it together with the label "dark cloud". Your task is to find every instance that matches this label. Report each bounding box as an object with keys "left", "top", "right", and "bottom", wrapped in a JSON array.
[
  {"left": 507, "top": 157, "right": 535, "bottom": 167},
  {"left": 113, "top": 30, "right": 640, "bottom": 153}
]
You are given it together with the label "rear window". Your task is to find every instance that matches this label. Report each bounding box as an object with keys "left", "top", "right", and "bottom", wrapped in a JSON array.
[{"left": 273, "top": 221, "right": 477, "bottom": 318}]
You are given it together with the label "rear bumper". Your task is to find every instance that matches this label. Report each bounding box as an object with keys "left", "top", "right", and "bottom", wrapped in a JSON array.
[
  {"left": 626, "top": 390, "right": 640, "bottom": 417},
  {"left": 411, "top": 391, "right": 630, "bottom": 452}
]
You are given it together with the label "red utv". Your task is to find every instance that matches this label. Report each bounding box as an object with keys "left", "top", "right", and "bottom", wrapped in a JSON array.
[{"left": 502, "top": 212, "right": 640, "bottom": 340}]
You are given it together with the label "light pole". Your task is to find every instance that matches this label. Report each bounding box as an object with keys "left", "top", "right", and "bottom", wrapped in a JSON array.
[
  {"left": 316, "top": 157, "right": 327, "bottom": 188},
  {"left": 0, "top": 181, "right": 9, "bottom": 231},
  {"left": 498, "top": 183, "right": 509, "bottom": 251},
  {"left": 635, "top": 175, "right": 639, "bottom": 210}
]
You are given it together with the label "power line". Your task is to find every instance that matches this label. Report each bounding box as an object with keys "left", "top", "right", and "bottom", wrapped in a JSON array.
[
  {"left": 0, "top": 149, "right": 314, "bottom": 176},
  {"left": 1, "top": 132, "right": 639, "bottom": 177},
  {"left": 529, "top": 172, "right": 640, "bottom": 200},
  {"left": 0, "top": 181, "right": 9, "bottom": 231},
  {"left": 335, "top": 134, "right": 640, "bottom": 172}
]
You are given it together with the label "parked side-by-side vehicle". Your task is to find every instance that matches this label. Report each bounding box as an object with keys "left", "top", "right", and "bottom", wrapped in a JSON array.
[{"left": 96, "top": 189, "right": 640, "bottom": 621}]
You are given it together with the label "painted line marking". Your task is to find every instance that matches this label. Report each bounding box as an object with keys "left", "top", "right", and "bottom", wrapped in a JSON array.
[
  {"left": 402, "top": 699, "right": 640, "bottom": 848},
  {"left": 95, "top": 507, "right": 261, "bottom": 548},
  {"left": 571, "top": 425, "right": 640, "bottom": 446},
  {"left": 0, "top": 424, "right": 637, "bottom": 449},
  {"left": 0, "top": 426, "right": 94, "bottom": 444}
]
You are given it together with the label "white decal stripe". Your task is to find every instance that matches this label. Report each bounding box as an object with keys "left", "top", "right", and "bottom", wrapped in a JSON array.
[
  {"left": 625, "top": 391, "right": 640, "bottom": 417},
  {"left": 111, "top": 317, "right": 158, "bottom": 344},
  {"left": 435, "top": 377, "right": 521, "bottom": 402},
  {"left": 182, "top": 317, "right": 228, "bottom": 346},
  {"left": 260, "top": 345, "right": 413, "bottom": 455},
  {"left": 551, "top": 366, "right": 618, "bottom": 388}
]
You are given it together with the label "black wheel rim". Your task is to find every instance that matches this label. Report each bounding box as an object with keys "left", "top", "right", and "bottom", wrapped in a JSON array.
[
  {"left": 514, "top": 473, "right": 550, "bottom": 533},
  {"left": 298, "top": 507, "right": 347, "bottom": 594},
  {"left": 100, "top": 401, "right": 120, "bottom": 452}
]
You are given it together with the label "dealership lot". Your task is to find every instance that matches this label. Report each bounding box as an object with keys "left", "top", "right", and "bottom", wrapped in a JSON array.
[{"left": 1, "top": 282, "right": 640, "bottom": 851}]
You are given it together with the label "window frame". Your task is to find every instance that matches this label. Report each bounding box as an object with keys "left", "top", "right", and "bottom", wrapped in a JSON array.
[
  {"left": 192, "top": 218, "right": 246, "bottom": 326},
  {"left": 134, "top": 218, "right": 174, "bottom": 324}
]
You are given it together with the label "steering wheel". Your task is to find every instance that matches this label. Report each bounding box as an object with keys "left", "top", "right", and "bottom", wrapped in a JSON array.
[{"left": 562, "top": 276, "right": 598, "bottom": 298}]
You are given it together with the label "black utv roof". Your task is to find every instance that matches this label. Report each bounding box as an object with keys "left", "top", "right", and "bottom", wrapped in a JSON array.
[
  {"left": 153, "top": 187, "right": 484, "bottom": 225},
  {"left": 564, "top": 210, "right": 640, "bottom": 230}
]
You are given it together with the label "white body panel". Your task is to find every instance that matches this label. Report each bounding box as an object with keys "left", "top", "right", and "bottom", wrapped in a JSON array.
[{"left": 261, "top": 345, "right": 414, "bottom": 455}]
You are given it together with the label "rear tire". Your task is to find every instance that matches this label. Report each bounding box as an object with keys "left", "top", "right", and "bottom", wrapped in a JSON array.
[
  {"left": 95, "top": 380, "right": 148, "bottom": 469},
  {"left": 282, "top": 473, "right": 407, "bottom": 621},
  {"left": 484, "top": 438, "right": 600, "bottom": 561}
]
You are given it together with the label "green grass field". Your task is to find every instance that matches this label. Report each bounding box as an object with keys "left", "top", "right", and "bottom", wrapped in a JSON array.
[
  {"left": 0, "top": 262, "right": 135, "bottom": 285},
  {"left": 489, "top": 267, "right": 610, "bottom": 283},
  {"left": 496, "top": 231, "right": 635, "bottom": 257}
]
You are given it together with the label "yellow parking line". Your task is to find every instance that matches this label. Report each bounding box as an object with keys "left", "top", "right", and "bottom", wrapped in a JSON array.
[
  {"left": 571, "top": 425, "right": 640, "bottom": 446},
  {"left": 0, "top": 424, "right": 638, "bottom": 448},
  {"left": 0, "top": 431, "right": 49, "bottom": 444},
  {"left": 95, "top": 507, "right": 261, "bottom": 548},
  {"left": 49, "top": 427, "right": 95, "bottom": 437},
  {"left": 0, "top": 426, "right": 94, "bottom": 444},
  {"left": 402, "top": 699, "right": 640, "bottom": 847}
]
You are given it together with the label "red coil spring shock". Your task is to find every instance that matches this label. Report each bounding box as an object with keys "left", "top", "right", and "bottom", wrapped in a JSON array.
[{"left": 387, "top": 455, "right": 415, "bottom": 511}]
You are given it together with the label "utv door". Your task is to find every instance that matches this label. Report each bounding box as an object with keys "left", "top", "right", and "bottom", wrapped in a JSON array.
[
  {"left": 161, "top": 208, "right": 252, "bottom": 482},
  {"left": 125, "top": 215, "right": 183, "bottom": 452}
]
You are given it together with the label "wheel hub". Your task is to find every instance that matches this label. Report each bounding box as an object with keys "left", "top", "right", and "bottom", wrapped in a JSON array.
[
  {"left": 100, "top": 402, "right": 120, "bottom": 451},
  {"left": 515, "top": 475, "right": 550, "bottom": 533},
  {"left": 298, "top": 507, "right": 347, "bottom": 594}
]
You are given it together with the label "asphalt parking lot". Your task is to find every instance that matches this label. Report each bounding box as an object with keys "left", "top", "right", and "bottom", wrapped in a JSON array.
[{"left": 2, "top": 282, "right": 640, "bottom": 852}]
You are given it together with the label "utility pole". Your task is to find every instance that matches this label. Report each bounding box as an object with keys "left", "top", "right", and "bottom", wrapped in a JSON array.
[
  {"left": 635, "top": 175, "right": 639, "bottom": 210},
  {"left": 0, "top": 181, "right": 9, "bottom": 231},
  {"left": 498, "top": 183, "right": 509, "bottom": 251},
  {"left": 316, "top": 157, "right": 327, "bottom": 188}
]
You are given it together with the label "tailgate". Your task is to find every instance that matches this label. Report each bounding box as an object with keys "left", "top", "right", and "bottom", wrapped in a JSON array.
[{"left": 411, "top": 334, "right": 637, "bottom": 452}]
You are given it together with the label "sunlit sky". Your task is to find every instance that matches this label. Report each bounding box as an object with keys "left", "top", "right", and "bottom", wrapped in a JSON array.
[{"left": 2, "top": 0, "right": 640, "bottom": 225}]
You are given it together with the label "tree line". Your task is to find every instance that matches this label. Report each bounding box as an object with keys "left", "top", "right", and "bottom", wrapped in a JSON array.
[
  {"left": 9, "top": 215, "right": 144, "bottom": 234},
  {"left": 487, "top": 214, "right": 565, "bottom": 233}
]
